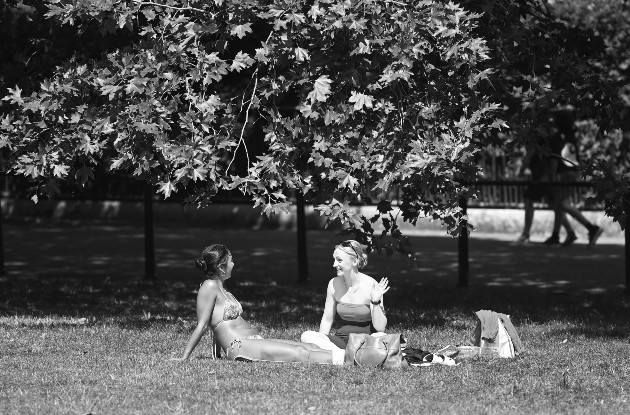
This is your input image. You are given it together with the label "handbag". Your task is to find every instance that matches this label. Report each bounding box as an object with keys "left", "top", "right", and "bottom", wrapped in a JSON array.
[{"left": 345, "top": 333, "right": 408, "bottom": 369}]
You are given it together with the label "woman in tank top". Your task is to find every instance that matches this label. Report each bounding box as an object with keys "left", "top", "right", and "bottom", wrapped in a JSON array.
[
  {"left": 173, "top": 244, "right": 345, "bottom": 365},
  {"left": 300, "top": 240, "right": 390, "bottom": 350}
]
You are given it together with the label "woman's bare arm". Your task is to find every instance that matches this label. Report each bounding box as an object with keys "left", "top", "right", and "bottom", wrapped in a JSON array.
[
  {"left": 318, "top": 279, "right": 336, "bottom": 335},
  {"left": 177, "top": 281, "right": 217, "bottom": 360},
  {"left": 370, "top": 301, "right": 387, "bottom": 332},
  {"left": 370, "top": 277, "right": 389, "bottom": 332}
]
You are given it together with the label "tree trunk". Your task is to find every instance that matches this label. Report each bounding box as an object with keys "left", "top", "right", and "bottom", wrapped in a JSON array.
[
  {"left": 0, "top": 195, "right": 5, "bottom": 276},
  {"left": 458, "top": 196, "right": 469, "bottom": 287},
  {"left": 625, "top": 203, "right": 629, "bottom": 295},
  {"left": 0, "top": 169, "right": 5, "bottom": 276},
  {"left": 144, "top": 183, "right": 156, "bottom": 280},
  {"left": 296, "top": 191, "right": 309, "bottom": 284}
]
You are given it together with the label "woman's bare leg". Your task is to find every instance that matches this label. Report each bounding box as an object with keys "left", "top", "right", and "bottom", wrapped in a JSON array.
[
  {"left": 268, "top": 337, "right": 336, "bottom": 352},
  {"left": 561, "top": 197, "right": 593, "bottom": 230},
  {"left": 227, "top": 339, "right": 334, "bottom": 364},
  {"left": 300, "top": 331, "right": 342, "bottom": 351},
  {"left": 523, "top": 198, "right": 534, "bottom": 236}
]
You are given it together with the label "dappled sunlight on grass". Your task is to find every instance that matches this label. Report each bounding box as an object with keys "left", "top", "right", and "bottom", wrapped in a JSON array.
[{"left": 1, "top": 223, "right": 628, "bottom": 336}]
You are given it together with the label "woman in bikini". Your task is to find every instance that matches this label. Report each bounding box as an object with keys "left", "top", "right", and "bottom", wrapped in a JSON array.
[
  {"left": 300, "top": 240, "right": 390, "bottom": 351},
  {"left": 175, "top": 244, "right": 345, "bottom": 364}
]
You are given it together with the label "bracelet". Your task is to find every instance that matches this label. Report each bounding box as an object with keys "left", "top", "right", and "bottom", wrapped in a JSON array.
[{"left": 370, "top": 299, "right": 381, "bottom": 305}]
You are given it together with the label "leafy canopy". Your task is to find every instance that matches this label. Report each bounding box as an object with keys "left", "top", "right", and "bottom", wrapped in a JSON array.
[
  {"left": 1, "top": 0, "right": 628, "bottom": 251},
  {"left": 1, "top": 0, "right": 503, "bottom": 252}
]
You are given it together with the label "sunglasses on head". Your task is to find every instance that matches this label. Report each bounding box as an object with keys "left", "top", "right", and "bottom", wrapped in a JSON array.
[{"left": 338, "top": 241, "right": 359, "bottom": 257}]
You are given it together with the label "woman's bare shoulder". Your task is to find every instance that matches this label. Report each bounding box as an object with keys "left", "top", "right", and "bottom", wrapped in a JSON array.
[
  {"left": 198, "top": 279, "right": 220, "bottom": 297},
  {"left": 328, "top": 277, "right": 343, "bottom": 295},
  {"left": 329, "top": 276, "right": 347, "bottom": 287}
]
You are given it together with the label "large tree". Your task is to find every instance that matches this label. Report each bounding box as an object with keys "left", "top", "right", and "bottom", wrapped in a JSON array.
[
  {"left": 1, "top": 0, "right": 627, "bottom": 252},
  {"left": 1, "top": 0, "right": 503, "bottom": 252}
]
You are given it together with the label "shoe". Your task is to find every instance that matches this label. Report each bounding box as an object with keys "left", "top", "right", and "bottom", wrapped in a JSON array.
[
  {"left": 420, "top": 353, "right": 458, "bottom": 367},
  {"left": 543, "top": 235, "right": 560, "bottom": 245},
  {"left": 514, "top": 234, "right": 530, "bottom": 245},
  {"left": 587, "top": 226, "right": 604, "bottom": 249},
  {"left": 400, "top": 334, "right": 407, "bottom": 350},
  {"left": 561, "top": 233, "right": 578, "bottom": 247},
  {"left": 403, "top": 348, "right": 431, "bottom": 365},
  {"left": 436, "top": 345, "right": 460, "bottom": 359}
]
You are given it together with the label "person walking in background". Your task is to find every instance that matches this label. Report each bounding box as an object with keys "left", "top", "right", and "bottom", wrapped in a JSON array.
[
  {"left": 544, "top": 110, "right": 603, "bottom": 248},
  {"left": 515, "top": 141, "right": 571, "bottom": 245}
]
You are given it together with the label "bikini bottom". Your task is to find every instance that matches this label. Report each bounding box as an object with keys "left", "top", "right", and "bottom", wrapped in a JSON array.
[{"left": 224, "top": 335, "right": 265, "bottom": 361}]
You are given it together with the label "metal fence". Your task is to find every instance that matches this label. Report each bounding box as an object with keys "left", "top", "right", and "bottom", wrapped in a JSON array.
[
  {"left": 472, "top": 153, "right": 600, "bottom": 210},
  {"left": 0, "top": 153, "right": 602, "bottom": 209}
]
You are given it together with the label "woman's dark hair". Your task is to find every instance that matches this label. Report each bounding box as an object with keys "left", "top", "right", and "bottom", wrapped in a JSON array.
[{"left": 195, "top": 244, "right": 231, "bottom": 276}]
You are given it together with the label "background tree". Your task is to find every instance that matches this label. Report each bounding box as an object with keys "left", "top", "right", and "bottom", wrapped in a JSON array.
[
  {"left": 461, "top": 0, "right": 629, "bottom": 228},
  {"left": 549, "top": 0, "right": 630, "bottom": 228}
]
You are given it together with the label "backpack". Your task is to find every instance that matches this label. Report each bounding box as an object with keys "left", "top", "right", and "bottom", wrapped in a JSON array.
[{"left": 467, "top": 310, "right": 524, "bottom": 358}]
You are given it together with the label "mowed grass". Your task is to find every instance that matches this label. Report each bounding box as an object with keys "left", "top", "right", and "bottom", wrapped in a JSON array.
[{"left": 1, "top": 223, "right": 629, "bottom": 414}]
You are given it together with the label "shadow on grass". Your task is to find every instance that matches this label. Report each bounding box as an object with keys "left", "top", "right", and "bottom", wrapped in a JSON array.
[{"left": 1, "top": 223, "right": 628, "bottom": 337}]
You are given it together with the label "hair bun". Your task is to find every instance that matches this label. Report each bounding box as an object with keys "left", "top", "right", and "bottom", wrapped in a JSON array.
[
  {"left": 358, "top": 253, "right": 368, "bottom": 269},
  {"left": 194, "top": 258, "right": 207, "bottom": 272}
]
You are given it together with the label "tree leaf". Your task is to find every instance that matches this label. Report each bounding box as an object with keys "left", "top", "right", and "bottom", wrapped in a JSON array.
[
  {"left": 192, "top": 167, "right": 208, "bottom": 181},
  {"left": 75, "top": 166, "right": 94, "bottom": 186},
  {"left": 230, "top": 51, "right": 255, "bottom": 72},
  {"left": 294, "top": 47, "right": 310, "bottom": 61},
  {"left": 348, "top": 91, "right": 374, "bottom": 111},
  {"left": 340, "top": 172, "right": 359, "bottom": 191},
  {"left": 307, "top": 75, "right": 332, "bottom": 104},
  {"left": 53, "top": 165, "right": 69, "bottom": 178},
  {"left": 4, "top": 87, "right": 24, "bottom": 105},
  {"left": 230, "top": 23, "right": 252, "bottom": 39},
  {"left": 158, "top": 181, "right": 176, "bottom": 198}
]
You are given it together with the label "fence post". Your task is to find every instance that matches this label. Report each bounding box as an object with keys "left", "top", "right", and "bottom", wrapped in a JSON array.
[
  {"left": 0, "top": 169, "right": 5, "bottom": 276},
  {"left": 458, "top": 195, "right": 469, "bottom": 287},
  {"left": 0, "top": 194, "right": 5, "bottom": 276},
  {"left": 144, "top": 183, "right": 156, "bottom": 280},
  {"left": 296, "top": 191, "right": 309, "bottom": 284},
  {"left": 626, "top": 203, "right": 629, "bottom": 295}
]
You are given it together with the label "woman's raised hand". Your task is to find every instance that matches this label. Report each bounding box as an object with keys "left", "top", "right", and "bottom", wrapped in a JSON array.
[{"left": 370, "top": 277, "right": 390, "bottom": 303}]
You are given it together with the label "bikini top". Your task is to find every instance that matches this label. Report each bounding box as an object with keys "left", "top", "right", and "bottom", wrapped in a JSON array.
[
  {"left": 211, "top": 286, "right": 243, "bottom": 330},
  {"left": 336, "top": 302, "right": 371, "bottom": 323}
]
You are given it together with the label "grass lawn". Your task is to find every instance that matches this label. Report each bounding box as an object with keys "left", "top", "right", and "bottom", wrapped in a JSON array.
[{"left": 1, "top": 223, "right": 629, "bottom": 414}]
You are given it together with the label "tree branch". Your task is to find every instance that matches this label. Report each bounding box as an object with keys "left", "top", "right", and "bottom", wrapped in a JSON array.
[
  {"left": 227, "top": 69, "right": 258, "bottom": 172},
  {"left": 132, "top": 0, "right": 206, "bottom": 14},
  {"left": 223, "top": 13, "right": 282, "bottom": 174}
]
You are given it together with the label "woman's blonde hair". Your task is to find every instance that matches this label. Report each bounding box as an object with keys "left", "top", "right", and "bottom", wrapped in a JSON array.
[{"left": 335, "top": 240, "right": 368, "bottom": 269}]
